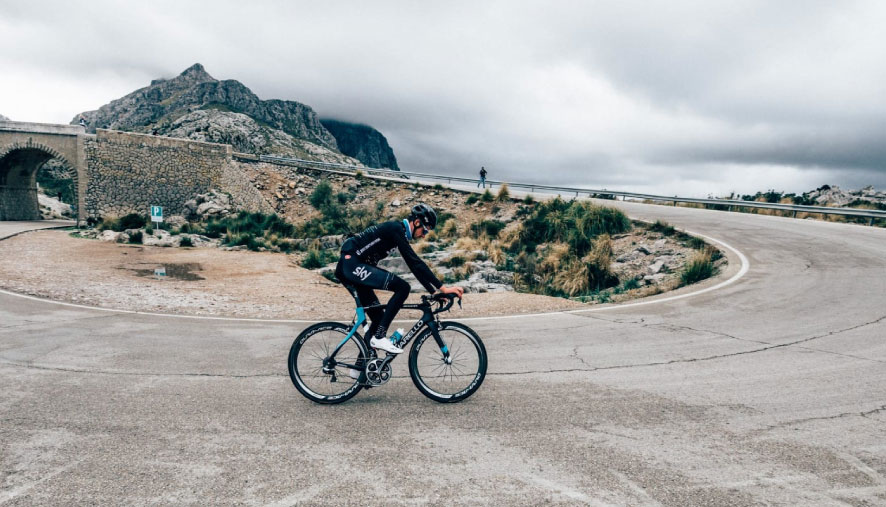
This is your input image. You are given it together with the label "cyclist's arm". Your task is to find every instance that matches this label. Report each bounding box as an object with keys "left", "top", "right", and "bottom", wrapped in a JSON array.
[
  {"left": 437, "top": 285, "right": 464, "bottom": 298},
  {"left": 393, "top": 228, "right": 442, "bottom": 293}
]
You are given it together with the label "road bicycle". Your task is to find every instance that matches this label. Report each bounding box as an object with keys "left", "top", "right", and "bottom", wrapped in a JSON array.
[{"left": 288, "top": 292, "right": 487, "bottom": 404}]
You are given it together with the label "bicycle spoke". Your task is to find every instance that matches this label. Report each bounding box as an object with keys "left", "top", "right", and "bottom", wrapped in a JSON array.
[
  {"left": 413, "top": 327, "right": 484, "bottom": 398},
  {"left": 295, "top": 328, "right": 362, "bottom": 398}
]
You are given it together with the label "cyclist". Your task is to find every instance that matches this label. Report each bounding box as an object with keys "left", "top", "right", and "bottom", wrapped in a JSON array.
[{"left": 334, "top": 203, "right": 464, "bottom": 354}]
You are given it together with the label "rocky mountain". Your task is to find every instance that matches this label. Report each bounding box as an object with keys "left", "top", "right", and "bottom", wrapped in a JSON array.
[
  {"left": 153, "top": 109, "right": 358, "bottom": 165},
  {"left": 320, "top": 119, "right": 399, "bottom": 170},
  {"left": 0, "top": 113, "right": 9, "bottom": 121},
  {"left": 71, "top": 64, "right": 394, "bottom": 166}
]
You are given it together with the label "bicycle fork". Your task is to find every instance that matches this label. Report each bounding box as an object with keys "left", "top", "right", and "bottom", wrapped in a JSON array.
[{"left": 426, "top": 321, "right": 453, "bottom": 365}]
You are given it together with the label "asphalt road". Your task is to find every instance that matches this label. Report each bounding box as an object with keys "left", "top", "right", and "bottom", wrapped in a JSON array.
[{"left": 1, "top": 205, "right": 885, "bottom": 506}]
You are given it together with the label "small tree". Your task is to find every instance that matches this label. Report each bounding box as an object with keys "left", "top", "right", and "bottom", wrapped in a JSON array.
[{"left": 309, "top": 181, "right": 333, "bottom": 209}]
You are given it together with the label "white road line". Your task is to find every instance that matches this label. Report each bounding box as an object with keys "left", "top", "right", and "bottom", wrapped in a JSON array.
[{"left": 0, "top": 228, "right": 749, "bottom": 324}]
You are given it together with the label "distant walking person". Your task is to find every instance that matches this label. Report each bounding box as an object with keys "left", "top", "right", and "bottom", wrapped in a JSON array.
[
  {"left": 478, "top": 166, "right": 488, "bottom": 188},
  {"left": 78, "top": 116, "right": 87, "bottom": 128}
]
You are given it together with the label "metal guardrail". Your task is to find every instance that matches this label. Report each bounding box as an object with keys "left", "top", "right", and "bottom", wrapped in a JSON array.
[{"left": 243, "top": 154, "right": 886, "bottom": 225}]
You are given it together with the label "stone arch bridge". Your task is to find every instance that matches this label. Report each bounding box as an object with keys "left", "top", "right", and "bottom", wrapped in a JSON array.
[
  {"left": 0, "top": 121, "right": 87, "bottom": 221},
  {"left": 0, "top": 120, "right": 267, "bottom": 222}
]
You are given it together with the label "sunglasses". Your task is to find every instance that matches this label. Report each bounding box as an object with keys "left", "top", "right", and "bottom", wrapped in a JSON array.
[{"left": 415, "top": 220, "right": 430, "bottom": 235}]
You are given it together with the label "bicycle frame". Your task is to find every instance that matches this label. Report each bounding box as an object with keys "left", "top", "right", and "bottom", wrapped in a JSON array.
[{"left": 329, "top": 299, "right": 450, "bottom": 363}]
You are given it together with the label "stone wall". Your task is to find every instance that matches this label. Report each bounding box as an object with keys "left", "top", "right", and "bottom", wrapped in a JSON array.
[
  {"left": 220, "top": 161, "right": 274, "bottom": 214},
  {"left": 0, "top": 184, "right": 40, "bottom": 220},
  {"left": 84, "top": 129, "right": 270, "bottom": 218}
]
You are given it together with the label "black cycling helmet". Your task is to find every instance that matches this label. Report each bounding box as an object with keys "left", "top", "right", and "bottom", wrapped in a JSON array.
[{"left": 409, "top": 203, "right": 438, "bottom": 231}]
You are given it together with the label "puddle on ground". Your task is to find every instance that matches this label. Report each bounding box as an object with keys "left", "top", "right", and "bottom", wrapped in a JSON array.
[{"left": 123, "top": 263, "right": 205, "bottom": 281}]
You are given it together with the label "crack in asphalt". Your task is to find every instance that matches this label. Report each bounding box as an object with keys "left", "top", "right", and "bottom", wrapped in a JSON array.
[
  {"left": 759, "top": 404, "right": 886, "bottom": 432},
  {"left": 570, "top": 346, "right": 592, "bottom": 368},
  {"left": 492, "top": 314, "right": 886, "bottom": 376},
  {"left": 2, "top": 315, "right": 883, "bottom": 379},
  {"left": 795, "top": 346, "right": 886, "bottom": 365},
  {"left": 562, "top": 313, "right": 886, "bottom": 368}
]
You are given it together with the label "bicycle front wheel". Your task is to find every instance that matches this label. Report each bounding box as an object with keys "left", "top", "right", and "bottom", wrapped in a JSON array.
[
  {"left": 409, "top": 321, "right": 487, "bottom": 403},
  {"left": 288, "top": 322, "right": 367, "bottom": 404}
]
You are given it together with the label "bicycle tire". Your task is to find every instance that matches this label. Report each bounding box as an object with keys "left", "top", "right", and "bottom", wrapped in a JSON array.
[
  {"left": 288, "top": 322, "right": 368, "bottom": 404},
  {"left": 408, "top": 321, "right": 487, "bottom": 403}
]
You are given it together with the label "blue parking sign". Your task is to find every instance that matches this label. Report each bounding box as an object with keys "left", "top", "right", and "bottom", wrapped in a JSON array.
[{"left": 150, "top": 206, "right": 163, "bottom": 223}]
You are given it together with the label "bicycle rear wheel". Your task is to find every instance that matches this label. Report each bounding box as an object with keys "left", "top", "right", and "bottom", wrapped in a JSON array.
[
  {"left": 409, "top": 321, "right": 487, "bottom": 403},
  {"left": 288, "top": 322, "right": 367, "bottom": 404}
]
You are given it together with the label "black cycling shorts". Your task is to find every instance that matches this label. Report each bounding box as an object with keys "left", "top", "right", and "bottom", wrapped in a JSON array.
[{"left": 335, "top": 254, "right": 398, "bottom": 292}]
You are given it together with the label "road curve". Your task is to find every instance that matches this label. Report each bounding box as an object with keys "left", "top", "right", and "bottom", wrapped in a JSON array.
[{"left": 1, "top": 205, "right": 885, "bottom": 506}]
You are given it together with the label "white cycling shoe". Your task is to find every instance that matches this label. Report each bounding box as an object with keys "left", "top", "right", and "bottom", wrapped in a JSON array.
[{"left": 370, "top": 337, "right": 404, "bottom": 354}]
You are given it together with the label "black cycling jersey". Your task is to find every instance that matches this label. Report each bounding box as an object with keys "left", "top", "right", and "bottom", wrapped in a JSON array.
[{"left": 341, "top": 219, "right": 442, "bottom": 293}]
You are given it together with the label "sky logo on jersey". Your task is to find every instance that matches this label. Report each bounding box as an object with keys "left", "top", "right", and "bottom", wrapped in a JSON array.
[{"left": 353, "top": 266, "right": 371, "bottom": 281}]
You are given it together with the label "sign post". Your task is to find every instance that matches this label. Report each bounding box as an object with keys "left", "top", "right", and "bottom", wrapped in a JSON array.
[{"left": 150, "top": 206, "right": 163, "bottom": 227}]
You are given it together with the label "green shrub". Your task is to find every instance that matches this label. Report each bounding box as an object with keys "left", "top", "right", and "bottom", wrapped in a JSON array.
[
  {"left": 336, "top": 191, "right": 355, "bottom": 204},
  {"left": 471, "top": 220, "right": 506, "bottom": 238},
  {"left": 128, "top": 231, "right": 143, "bottom": 244},
  {"left": 145, "top": 227, "right": 153, "bottom": 236},
  {"left": 466, "top": 194, "right": 479, "bottom": 205},
  {"left": 614, "top": 277, "right": 641, "bottom": 294},
  {"left": 120, "top": 213, "right": 148, "bottom": 231},
  {"left": 481, "top": 189, "right": 494, "bottom": 202},
  {"left": 516, "top": 198, "right": 631, "bottom": 257},
  {"left": 97, "top": 217, "right": 119, "bottom": 232},
  {"left": 100, "top": 213, "right": 148, "bottom": 232},
  {"left": 444, "top": 255, "right": 466, "bottom": 268},
  {"left": 523, "top": 194, "right": 535, "bottom": 204},
  {"left": 205, "top": 211, "right": 297, "bottom": 241},
  {"left": 179, "top": 236, "right": 193, "bottom": 247},
  {"left": 343, "top": 201, "right": 386, "bottom": 233},
  {"left": 649, "top": 220, "right": 676, "bottom": 236},
  {"left": 433, "top": 184, "right": 445, "bottom": 190},
  {"left": 310, "top": 180, "right": 334, "bottom": 209},
  {"left": 681, "top": 248, "right": 716, "bottom": 285},
  {"left": 302, "top": 248, "right": 334, "bottom": 269},
  {"left": 437, "top": 211, "right": 455, "bottom": 225},
  {"left": 686, "top": 236, "right": 707, "bottom": 249},
  {"left": 624, "top": 278, "right": 641, "bottom": 290}
]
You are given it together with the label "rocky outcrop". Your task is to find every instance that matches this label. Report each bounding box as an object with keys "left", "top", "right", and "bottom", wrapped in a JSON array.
[
  {"left": 183, "top": 190, "right": 234, "bottom": 221},
  {"left": 0, "top": 114, "right": 8, "bottom": 121},
  {"left": 320, "top": 119, "right": 399, "bottom": 170},
  {"left": 806, "top": 185, "right": 886, "bottom": 206},
  {"left": 38, "top": 193, "right": 73, "bottom": 219},
  {"left": 73, "top": 63, "right": 338, "bottom": 151},
  {"left": 155, "top": 109, "right": 359, "bottom": 165}
]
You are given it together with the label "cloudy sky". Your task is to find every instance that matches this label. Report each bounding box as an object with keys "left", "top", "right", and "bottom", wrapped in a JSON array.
[{"left": 2, "top": 1, "right": 885, "bottom": 196}]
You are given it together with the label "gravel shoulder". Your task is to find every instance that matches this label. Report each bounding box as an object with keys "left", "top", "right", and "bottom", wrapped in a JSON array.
[{"left": 0, "top": 230, "right": 588, "bottom": 319}]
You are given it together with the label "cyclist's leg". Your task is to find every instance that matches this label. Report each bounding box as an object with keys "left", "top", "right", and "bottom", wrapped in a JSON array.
[
  {"left": 355, "top": 285, "right": 383, "bottom": 341},
  {"left": 339, "top": 256, "right": 410, "bottom": 339},
  {"left": 336, "top": 258, "right": 382, "bottom": 337},
  {"left": 373, "top": 276, "right": 410, "bottom": 337}
]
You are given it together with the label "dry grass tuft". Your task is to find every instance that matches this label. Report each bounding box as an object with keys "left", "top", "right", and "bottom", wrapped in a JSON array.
[
  {"left": 439, "top": 219, "right": 459, "bottom": 238},
  {"left": 540, "top": 243, "right": 571, "bottom": 271},
  {"left": 454, "top": 237, "right": 481, "bottom": 252}
]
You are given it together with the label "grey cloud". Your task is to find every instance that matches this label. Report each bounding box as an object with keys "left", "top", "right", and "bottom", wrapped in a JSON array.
[{"left": 2, "top": 0, "right": 885, "bottom": 195}]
